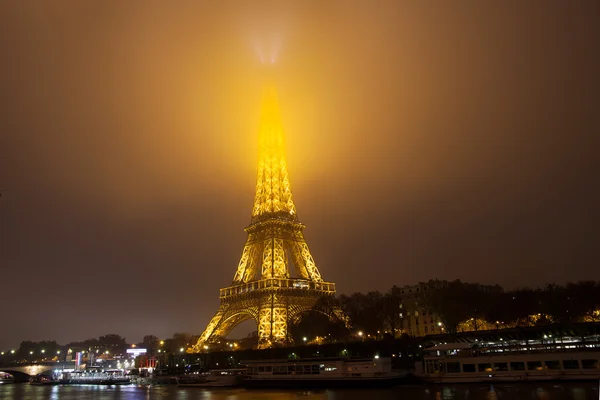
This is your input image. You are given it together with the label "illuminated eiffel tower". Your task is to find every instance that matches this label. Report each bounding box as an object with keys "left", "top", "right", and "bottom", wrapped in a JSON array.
[{"left": 192, "top": 86, "right": 336, "bottom": 351}]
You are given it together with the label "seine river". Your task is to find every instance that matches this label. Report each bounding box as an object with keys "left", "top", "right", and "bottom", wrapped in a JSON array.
[{"left": 1, "top": 383, "right": 599, "bottom": 400}]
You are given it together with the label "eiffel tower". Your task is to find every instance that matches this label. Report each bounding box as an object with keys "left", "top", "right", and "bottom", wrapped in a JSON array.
[{"left": 192, "top": 86, "right": 336, "bottom": 351}]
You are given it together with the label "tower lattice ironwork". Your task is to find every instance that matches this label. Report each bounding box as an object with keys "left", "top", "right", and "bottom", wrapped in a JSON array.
[{"left": 192, "top": 86, "right": 336, "bottom": 351}]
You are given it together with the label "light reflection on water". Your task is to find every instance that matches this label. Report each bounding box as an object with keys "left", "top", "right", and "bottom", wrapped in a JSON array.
[{"left": 0, "top": 383, "right": 598, "bottom": 400}]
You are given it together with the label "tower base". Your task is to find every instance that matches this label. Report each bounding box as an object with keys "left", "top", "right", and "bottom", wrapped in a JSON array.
[{"left": 191, "top": 278, "right": 336, "bottom": 352}]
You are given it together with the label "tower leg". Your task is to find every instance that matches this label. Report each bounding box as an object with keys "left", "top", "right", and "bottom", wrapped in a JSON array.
[
  {"left": 257, "top": 294, "right": 288, "bottom": 348},
  {"left": 192, "top": 304, "right": 228, "bottom": 352}
]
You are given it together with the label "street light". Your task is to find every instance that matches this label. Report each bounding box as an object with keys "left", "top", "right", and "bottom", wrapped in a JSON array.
[
  {"left": 303, "top": 337, "right": 307, "bottom": 342},
  {"left": 358, "top": 331, "right": 363, "bottom": 337},
  {"left": 160, "top": 340, "right": 164, "bottom": 346},
  {"left": 41, "top": 349, "right": 45, "bottom": 353},
  {"left": 10, "top": 350, "right": 15, "bottom": 354},
  {"left": 180, "top": 348, "right": 184, "bottom": 353},
  {"left": 57, "top": 350, "right": 61, "bottom": 354}
]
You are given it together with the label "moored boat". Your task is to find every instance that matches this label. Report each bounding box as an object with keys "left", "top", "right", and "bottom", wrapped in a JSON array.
[
  {"left": 242, "top": 357, "right": 405, "bottom": 388},
  {"left": 177, "top": 369, "right": 245, "bottom": 387},
  {"left": 0, "top": 372, "right": 15, "bottom": 385},
  {"left": 59, "top": 369, "right": 131, "bottom": 385},
  {"left": 415, "top": 338, "right": 600, "bottom": 383},
  {"left": 30, "top": 374, "right": 60, "bottom": 386}
]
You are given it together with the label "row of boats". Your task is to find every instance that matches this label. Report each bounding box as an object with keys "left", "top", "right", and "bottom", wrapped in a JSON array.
[
  {"left": 6, "top": 339, "right": 600, "bottom": 388},
  {"left": 177, "top": 341, "right": 600, "bottom": 388}
]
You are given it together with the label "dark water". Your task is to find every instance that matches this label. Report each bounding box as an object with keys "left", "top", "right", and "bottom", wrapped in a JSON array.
[{"left": 0, "top": 383, "right": 598, "bottom": 400}]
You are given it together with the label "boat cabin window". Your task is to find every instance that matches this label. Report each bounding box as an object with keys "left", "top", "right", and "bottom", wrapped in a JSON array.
[
  {"left": 303, "top": 365, "right": 311, "bottom": 374},
  {"left": 581, "top": 359, "right": 599, "bottom": 369},
  {"left": 544, "top": 360, "right": 561, "bottom": 370},
  {"left": 311, "top": 365, "right": 320, "bottom": 374},
  {"left": 462, "top": 364, "right": 476, "bottom": 373},
  {"left": 527, "top": 361, "right": 542, "bottom": 371},
  {"left": 274, "top": 366, "right": 287, "bottom": 375},
  {"left": 258, "top": 366, "right": 265, "bottom": 372},
  {"left": 563, "top": 360, "right": 579, "bottom": 369},
  {"left": 493, "top": 362, "right": 508, "bottom": 372},
  {"left": 510, "top": 362, "right": 525, "bottom": 371},
  {"left": 288, "top": 366, "right": 295, "bottom": 373},
  {"left": 446, "top": 362, "right": 460, "bottom": 373},
  {"left": 424, "top": 360, "right": 441, "bottom": 374},
  {"left": 477, "top": 363, "right": 492, "bottom": 373}
]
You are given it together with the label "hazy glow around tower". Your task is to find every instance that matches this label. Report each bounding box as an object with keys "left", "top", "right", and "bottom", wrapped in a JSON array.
[
  {"left": 252, "top": 34, "right": 283, "bottom": 64},
  {"left": 252, "top": 85, "right": 297, "bottom": 220}
]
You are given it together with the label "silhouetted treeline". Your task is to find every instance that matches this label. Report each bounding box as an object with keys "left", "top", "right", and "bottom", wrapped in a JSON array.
[{"left": 289, "top": 280, "right": 600, "bottom": 342}]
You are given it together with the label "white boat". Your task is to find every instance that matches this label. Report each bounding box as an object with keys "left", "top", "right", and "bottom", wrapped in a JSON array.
[
  {"left": 415, "top": 339, "right": 600, "bottom": 383},
  {"left": 243, "top": 357, "right": 405, "bottom": 388},
  {"left": 60, "top": 369, "right": 131, "bottom": 385},
  {"left": 176, "top": 369, "right": 245, "bottom": 387}
]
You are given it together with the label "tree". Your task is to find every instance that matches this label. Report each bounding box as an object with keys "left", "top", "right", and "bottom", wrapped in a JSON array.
[
  {"left": 239, "top": 331, "right": 258, "bottom": 349},
  {"left": 338, "top": 291, "right": 385, "bottom": 335},
  {"left": 380, "top": 286, "right": 403, "bottom": 337},
  {"left": 289, "top": 296, "right": 350, "bottom": 344},
  {"left": 422, "top": 280, "right": 471, "bottom": 333},
  {"left": 97, "top": 334, "right": 127, "bottom": 354},
  {"left": 540, "top": 284, "right": 570, "bottom": 323},
  {"left": 566, "top": 281, "right": 600, "bottom": 321},
  {"left": 142, "top": 335, "right": 160, "bottom": 354},
  {"left": 289, "top": 310, "right": 333, "bottom": 343},
  {"left": 168, "top": 333, "right": 192, "bottom": 353}
]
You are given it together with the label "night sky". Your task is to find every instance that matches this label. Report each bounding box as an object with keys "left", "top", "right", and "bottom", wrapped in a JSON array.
[{"left": 1, "top": 2, "right": 599, "bottom": 349}]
